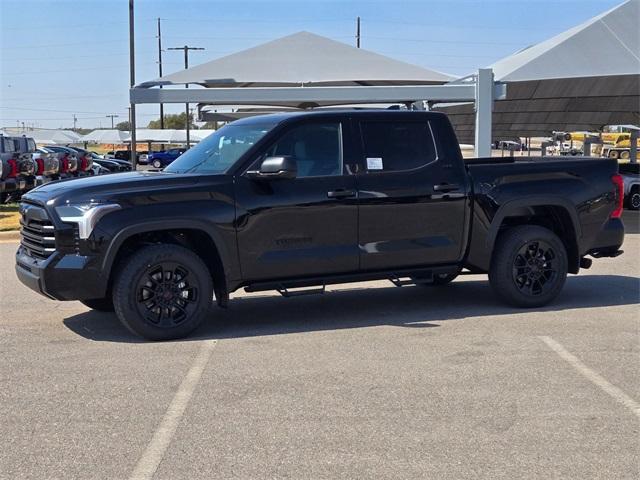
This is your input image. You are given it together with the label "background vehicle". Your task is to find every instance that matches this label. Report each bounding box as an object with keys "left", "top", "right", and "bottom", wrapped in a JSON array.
[
  {"left": 1, "top": 135, "right": 20, "bottom": 199},
  {"left": 148, "top": 148, "right": 186, "bottom": 168},
  {"left": 70, "top": 148, "right": 131, "bottom": 173},
  {"left": 16, "top": 111, "right": 625, "bottom": 341},
  {"left": 620, "top": 163, "right": 639, "bottom": 210},
  {"left": 41, "top": 146, "right": 81, "bottom": 177}
]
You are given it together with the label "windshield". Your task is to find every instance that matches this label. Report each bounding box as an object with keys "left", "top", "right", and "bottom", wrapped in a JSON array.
[{"left": 164, "top": 122, "right": 277, "bottom": 174}]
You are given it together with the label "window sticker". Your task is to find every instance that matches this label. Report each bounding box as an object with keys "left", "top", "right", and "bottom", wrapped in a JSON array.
[{"left": 366, "top": 157, "right": 383, "bottom": 170}]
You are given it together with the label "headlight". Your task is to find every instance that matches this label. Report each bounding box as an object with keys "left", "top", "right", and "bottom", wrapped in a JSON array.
[{"left": 55, "top": 203, "right": 121, "bottom": 239}]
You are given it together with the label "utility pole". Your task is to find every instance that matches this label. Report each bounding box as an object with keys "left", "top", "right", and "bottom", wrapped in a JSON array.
[
  {"left": 106, "top": 114, "right": 119, "bottom": 129},
  {"left": 168, "top": 45, "right": 204, "bottom": 149},
  {"left": 73, "top": 114, "right": 77, "bottom": 131},
  {"left": 356, "top": 16, "right": 361, "bottom": 48},
  {"left": 157, "top": 17, "right": 164, "bottom": 130},
  {"left": 129, "top": 0, "right": 137, "bottom": 168}
]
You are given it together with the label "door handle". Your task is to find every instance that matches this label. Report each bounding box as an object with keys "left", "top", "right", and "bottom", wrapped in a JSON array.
[
  {"left": 433, "top": 183, "right": 461, "bottom": 192},
  {"left": 327, "top": 189, "right": 356, "bottom": 199}
]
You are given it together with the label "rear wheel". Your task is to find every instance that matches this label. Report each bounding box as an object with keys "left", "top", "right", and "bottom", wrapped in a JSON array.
[
  {"left": 80, "top": 297, "right": 114, "bottom": 312},
  {"left": 153, "top": 160, "right": 162, "bottom": 169},
  {"left": 627, "top": 187, "right": 640, "bottom": 211},
  {"left": 489, "top": 226, "right": 568, "bottom": 308},
  {"left": 620, "top": 150, "right": 630, "bottom": 160},
  {"left": 113, "top": 244, "right": 213, "bottom": 341},
  {"left": 609, "top": 150, "right": 620, "bottom": 159}
]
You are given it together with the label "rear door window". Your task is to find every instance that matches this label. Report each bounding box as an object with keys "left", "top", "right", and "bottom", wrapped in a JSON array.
[{"left": 360, "top": 122, "right": 437, "bottom": 172}]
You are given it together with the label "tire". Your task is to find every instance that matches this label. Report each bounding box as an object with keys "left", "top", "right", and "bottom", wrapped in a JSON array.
[
  {"left": 489, "top": 225, "right": 568, "bottom": 308},
  {"left": 608, "top": 150, "right": 620, "bottom": 159},
  {"left": 620, "top": 150, "right": 630, "bottom": 160},
  {"left": 80, "top": 297, "right": 114, "bottom": 312},
  {"left": 113, "top": 244, "right": 213, "bottom": 341},
  {"left": 153, "top": 160, "right": 162, "bottom": 169},
  {"left": 627, "top": 187, "right": 640, "bottom": 211}
]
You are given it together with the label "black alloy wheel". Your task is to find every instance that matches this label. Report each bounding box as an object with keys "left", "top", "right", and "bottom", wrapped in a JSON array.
[
  {"left": 136, "top": 262, "right": 199, "bottom": 328},
  {"left": 113, "top": 244, "right": 213, "bottom": 340},
  {"left": 512, "top": 240, "right": 558, "bottom": 296},
  {"left": 489, "top": 225, "right": 568, "bottom": 308}
]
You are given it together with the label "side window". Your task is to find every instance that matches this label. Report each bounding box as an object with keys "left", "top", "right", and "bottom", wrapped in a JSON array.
[
  {"left": 360, "top": 122, "right": 437, "bottom": 172},
  {"left": 266, "top": 123, "right": 343, "bottom": 178}
]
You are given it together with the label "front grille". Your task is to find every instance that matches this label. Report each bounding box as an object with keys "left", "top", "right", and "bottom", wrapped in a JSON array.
[{"left": 19, "top": 203, "right": 56, "bottom": 260}]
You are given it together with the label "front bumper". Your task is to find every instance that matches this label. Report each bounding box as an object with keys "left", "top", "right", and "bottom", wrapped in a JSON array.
[{"left": 15, "top": 247, "right": 108, "bottom": 301}]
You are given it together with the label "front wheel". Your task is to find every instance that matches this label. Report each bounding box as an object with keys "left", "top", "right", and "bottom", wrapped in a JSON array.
[
  {"left": 489, "top": 226, "right": 568, "bottom": 308},
  {"left": 626, "top": 187, "right": 640, "bottom": 211},
  {"left": 153, "top": 160, "right": 162, "bottom": 169},
  {"left": 113, "top": 244, "right": 213, "bottom": 341}
]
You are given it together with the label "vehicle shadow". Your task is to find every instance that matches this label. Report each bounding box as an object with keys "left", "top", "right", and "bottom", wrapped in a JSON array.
[
  {"left": 622, "top": 210, "right": 640, "bottom": 234},
  {"left": 63, "top": 274, "right": 639, "bottom": 343}
]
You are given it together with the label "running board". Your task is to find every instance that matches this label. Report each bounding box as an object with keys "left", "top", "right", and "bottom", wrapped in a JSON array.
[
  {"left": 277, "top": 285, "right": 325, "bottom": 297},
  {"left": 244, "top": 265, "right": 460, "bottom": 294}
]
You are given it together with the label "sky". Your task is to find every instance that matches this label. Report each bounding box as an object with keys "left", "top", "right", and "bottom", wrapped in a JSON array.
[{"left": 0, "top": 0, "right": 623, "bottom": 130}]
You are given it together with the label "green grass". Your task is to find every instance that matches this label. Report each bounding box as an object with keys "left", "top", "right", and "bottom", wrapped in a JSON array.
[{"left": 0, "top": 203, "right": 20, "bottom": 231}]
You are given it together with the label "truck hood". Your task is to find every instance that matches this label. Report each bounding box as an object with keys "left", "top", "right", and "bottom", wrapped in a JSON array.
[{"left": 23, "top": 171, "right": 231, "bottom": 207}]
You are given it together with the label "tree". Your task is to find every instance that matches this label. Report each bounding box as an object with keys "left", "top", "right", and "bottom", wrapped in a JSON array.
[
  {"left": 147, "top": 112, "right": 196, "bottom": 129},
  {"left": 200, "top": 121, "right": 219, "bottom": 130},
  {"left": 115, "top": 121, "right": 131, "bottom": 131}
]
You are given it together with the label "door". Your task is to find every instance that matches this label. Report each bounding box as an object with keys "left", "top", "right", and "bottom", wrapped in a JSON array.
[
  {"left": 355, "top": 118, "right": 469, "bottom": 271},
  {"left": 235, "top": 120, "right": 359, "bottom": 281}
]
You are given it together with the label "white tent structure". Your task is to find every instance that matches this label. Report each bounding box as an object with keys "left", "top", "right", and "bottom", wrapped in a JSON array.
[
  {"left": 140, "top": 31, "right": 452, "bottom": 90},
  {"left": 439, "top": 0, "right": 640, "bottom": 144},
  {"left": 1, "top": 128, "right": 81, "bottom": 145},
  {"left": 81, "top": 129, "right": 215, "bottom": 145},
  {"left": 81, "top": 129, "right": 131, "bottom": 144}
]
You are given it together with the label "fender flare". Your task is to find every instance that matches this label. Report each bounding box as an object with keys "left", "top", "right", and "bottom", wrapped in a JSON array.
[
  {"left": 101, "top": 218, "right": 234, "bottom": 286},
  {"left": 486, "top": 196, "right": 582, "bottom": 253}
]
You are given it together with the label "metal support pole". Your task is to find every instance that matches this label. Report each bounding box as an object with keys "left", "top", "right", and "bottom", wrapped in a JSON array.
[
  {"left": 356, "top": 17, "right": 361, "bottom": 48},
  {"left": 129, "top": 0, "right": 137, "bottom": 168},
  {"left": 474, "top": 68, "right": 493, "bottom": 158},
  {"left": 157, "top": 18, "right": 164, "bottom": 130},
  {"left": 168, "top": 45, "right": 204, "bottom": 149},
  {"left": 630, "top": 130, "right": 638, "bottom": 164}
]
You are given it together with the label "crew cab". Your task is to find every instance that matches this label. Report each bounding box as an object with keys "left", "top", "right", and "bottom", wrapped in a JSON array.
[{"left": 15, "top": 111, "right": 625, "bottom": 340}]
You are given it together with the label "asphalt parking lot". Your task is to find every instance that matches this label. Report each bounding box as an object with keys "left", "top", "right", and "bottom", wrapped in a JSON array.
[{"left": 0, "top": 211, "right": 638, "bottom": 480}]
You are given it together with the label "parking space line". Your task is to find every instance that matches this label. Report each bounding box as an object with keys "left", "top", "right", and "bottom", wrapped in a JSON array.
[
  {"left": 539, "top": 336, "right": 640, "bottom": 419},
  {"left": 129, "top": 339, "right": 217, "bottom": 480}
]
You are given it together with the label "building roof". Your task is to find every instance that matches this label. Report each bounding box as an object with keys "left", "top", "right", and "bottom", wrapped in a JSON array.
[
  {"left": 439, "top": 0, "right": 640, "bottom": 142},
  {"left": 139, "top": 31, "right": 453, "bottom": 88},
  {"left": 491, "top": 0, "right": 639, "bottom": 81}
]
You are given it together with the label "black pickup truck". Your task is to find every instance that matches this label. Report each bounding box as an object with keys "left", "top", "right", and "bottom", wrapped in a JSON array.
[{"left": 16, "top": 111, "right": 625, "bottom": 340}]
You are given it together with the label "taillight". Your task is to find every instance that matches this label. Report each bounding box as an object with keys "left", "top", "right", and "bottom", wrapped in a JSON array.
[
  {"left": 7, "top": 159, "right": 18, "bottom": 178},
  {"left": 59, "top": 155, "right": 69, "bottom": 173},
  {"left": 611, "top": 174, "right": 624, "bottom": 218},
  {"left": 36, "top": 157, "right": 45, "bottom": 175}
]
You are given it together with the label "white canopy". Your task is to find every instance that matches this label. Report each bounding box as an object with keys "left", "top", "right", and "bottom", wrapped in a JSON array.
[
  {"left": 36, "top": 130, "right": 81, "bottom": 144},
  {"left": 81, "top": 129, "right": 215, "bottom": 144},
  {"left": 81, "top": 129, "right": 131, "bottom": 143},
  {"left": 139, "top": 31, "right": 452, "bottom": 89},
  {"left": 439, "top": 0, "right": 640, "bottom": 142},
  {"left": 491, "top": 0, "right": 639, "bottom": 81}
]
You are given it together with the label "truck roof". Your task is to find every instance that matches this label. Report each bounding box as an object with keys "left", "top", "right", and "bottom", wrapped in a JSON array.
[{"left": 232, "top": 109, "right": 448, "bottom": 126}]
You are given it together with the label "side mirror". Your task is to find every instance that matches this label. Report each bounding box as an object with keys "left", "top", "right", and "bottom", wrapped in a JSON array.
[{"left": 247, "top": 156, "right": 297, "bottom": 180}]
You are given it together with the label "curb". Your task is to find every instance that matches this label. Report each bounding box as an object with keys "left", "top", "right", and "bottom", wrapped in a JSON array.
[{"left": 0, "top": 230, "right": 20, "bottom": 241}]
